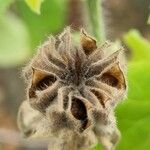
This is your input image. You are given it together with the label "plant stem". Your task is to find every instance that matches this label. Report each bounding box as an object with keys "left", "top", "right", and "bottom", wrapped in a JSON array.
[
  {"left": 148, "top": 14, "right": 150, "bottom": 24},
  {"left": 86, "top": 0, "right": 105, "bottom": 42}
]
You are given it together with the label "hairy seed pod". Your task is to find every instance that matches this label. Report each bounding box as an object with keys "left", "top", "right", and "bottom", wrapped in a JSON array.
[{"left": 18, "top": 27, "right": 127, "bottom": 150}]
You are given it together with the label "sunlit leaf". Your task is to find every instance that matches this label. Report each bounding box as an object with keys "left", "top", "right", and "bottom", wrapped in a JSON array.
[{"left": 25, "top": 0, "right": 44, "bottom": 14}]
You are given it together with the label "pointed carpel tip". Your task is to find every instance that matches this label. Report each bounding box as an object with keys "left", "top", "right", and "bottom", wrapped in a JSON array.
[
  {"left": 117, "top": 47, "right": 125, "bottom": 57},
  {"left": 59, "top": 26, "right": 71, "bottom": 41},
  {"left": 80, "top": 29, "right": 96, "bottom": 42},
  {"left": 48, "top": 35, "right": 55, "bottom": 40},
  {"left": 31, "top": 67, "right": 42, "bottom": 76},
  {"left": 48, "top": 35, "right": 56, "bottom": 44},
  {"left": 80, "top": 28, "right": 87, "bottom": 36},
  {"left": 104, "top": 40, "right": 111, "bottom": 46},
  {"left": 100, "top": 41, "right": 111, "bottom": 50},
  {"left": 31, "top": 67, "right": 36, "bottom": 73},
  {"left": 64, "top": 26, "right": 71, "bottom": 34},
  {"left": 113, "top": 49, "right": 122, "bottom": 57},
  {"left": 106, "top": 49, "right": 122, "bottom": 64}
]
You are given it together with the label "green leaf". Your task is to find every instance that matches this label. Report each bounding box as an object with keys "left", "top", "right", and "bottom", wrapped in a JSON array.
[
  {"left": 123, "top": 29, "right": 150, "bottom": 62},
  {"left": 116, "top": 60, "right": 150, "bottom": 150},
  {"left": 117, "top": 30, "right": 150, "bottom": 150},
  {"left": 24, "top": 0, "right": 44, "bottom": 14}
]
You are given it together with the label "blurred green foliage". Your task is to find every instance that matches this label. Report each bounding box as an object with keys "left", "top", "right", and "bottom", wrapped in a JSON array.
[
  {"left": 17, "top": 0, "right": 68, "bottom": 51},
  {"left": 116, "top": 30, "right": 150, "bottom": 150},
  {"left": 0, "top": 14, "right": 30, "bottom": 67},
  {"left": 0, "top": 0, "right": 68, "bottom": 67},
  {"left": 0, "top": 0, "right": 30, "bottom": 67},
  {"left": 124, "top": 30, "right": 150, "bottom": 61},
  {"left": 0, "top": 0, "right": 12, "bottom": 14}
]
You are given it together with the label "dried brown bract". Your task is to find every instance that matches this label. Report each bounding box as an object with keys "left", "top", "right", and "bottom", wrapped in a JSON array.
[{"left": 18, "top": 27, "right": 127, "bottom": 150}]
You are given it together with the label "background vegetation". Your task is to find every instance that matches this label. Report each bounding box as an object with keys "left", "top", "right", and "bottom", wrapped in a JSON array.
[{"left": 0, "top": 0, "right": 150, "bottom": 150}]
